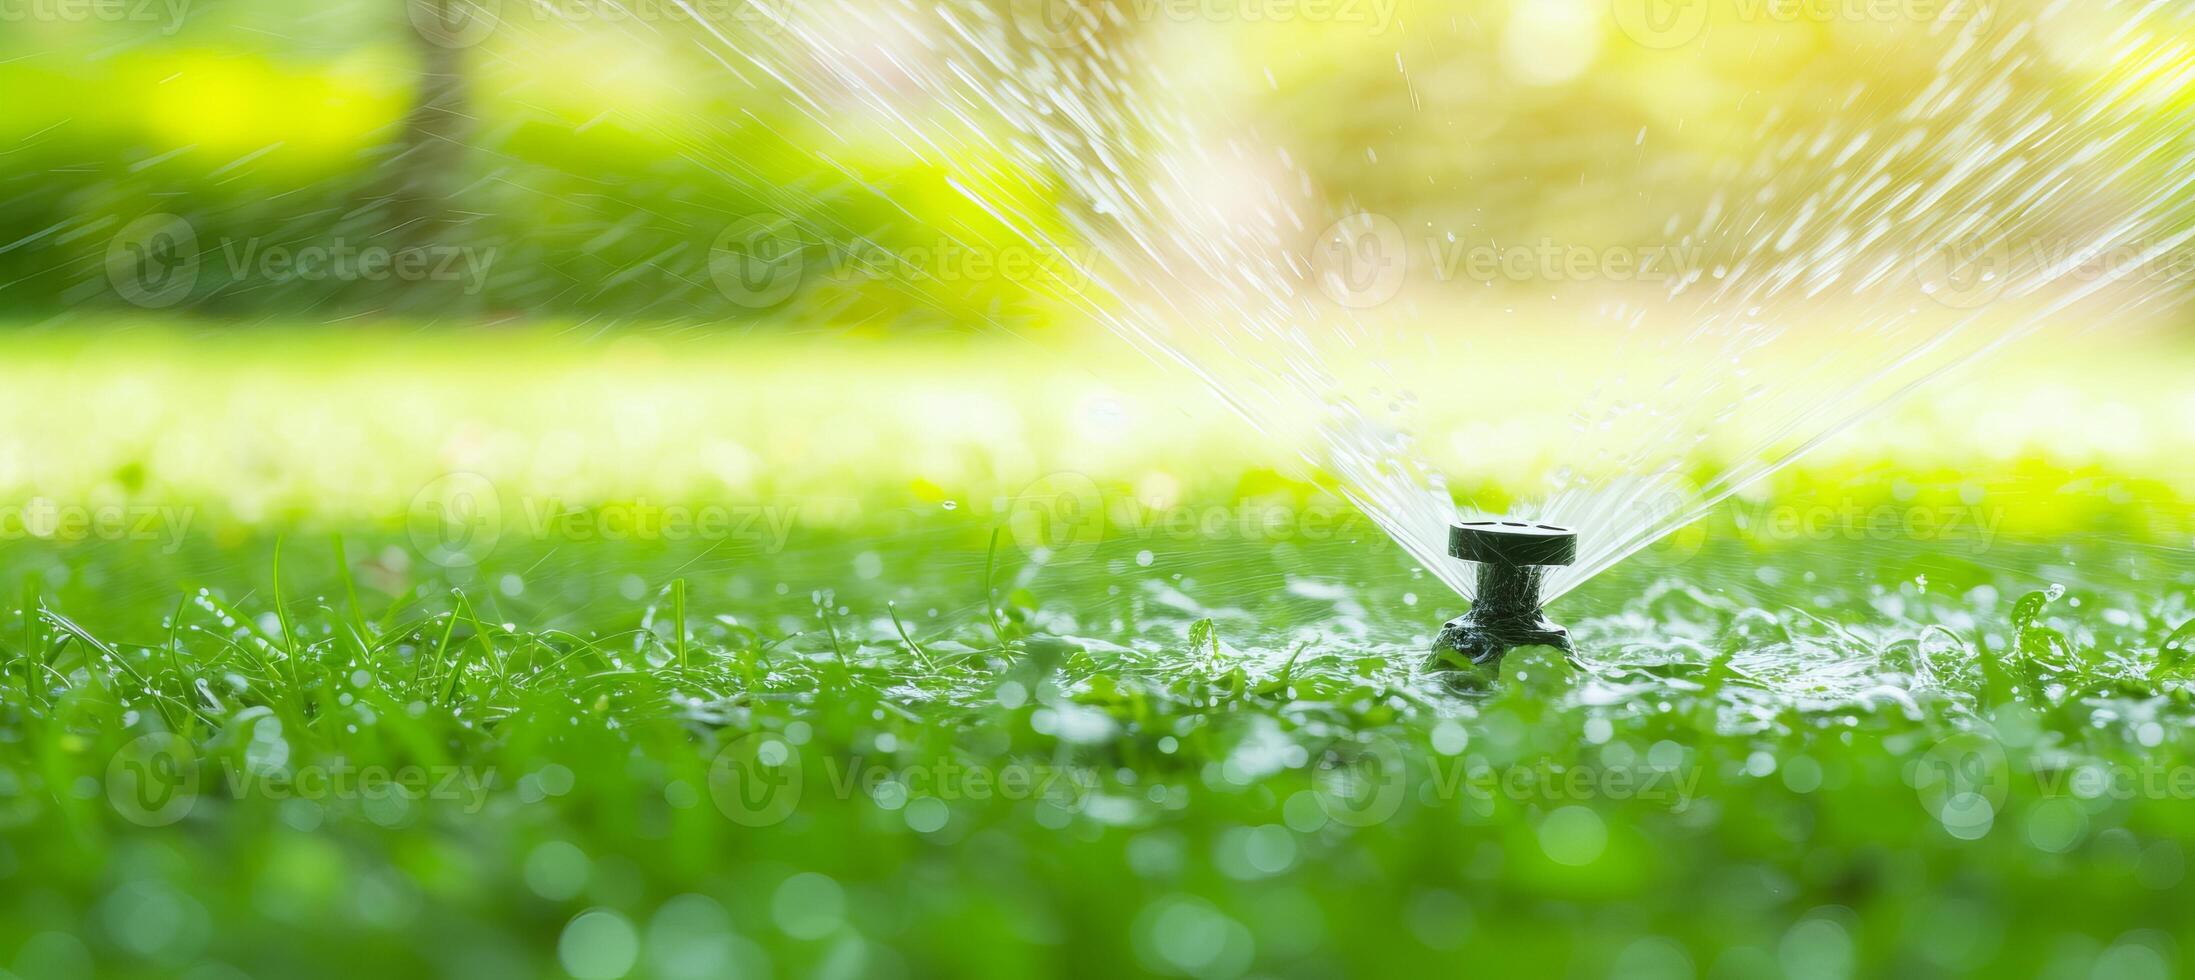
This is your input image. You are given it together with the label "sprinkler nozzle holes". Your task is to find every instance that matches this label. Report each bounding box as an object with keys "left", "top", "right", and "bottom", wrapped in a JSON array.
[
  {"left": 1448, "top": 520, "right": 1578, "bottom": 567},
  {"left": 1431, "top": 520, "right": 1577, "bottom": 674}
]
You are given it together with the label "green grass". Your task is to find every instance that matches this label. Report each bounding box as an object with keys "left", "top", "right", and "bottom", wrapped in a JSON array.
[
  {"left": 4, "top": 474, "right": 2195, "bottom": 979},
  {"left": 3, "top": 329, "right": 2195, "bottom": 978}
]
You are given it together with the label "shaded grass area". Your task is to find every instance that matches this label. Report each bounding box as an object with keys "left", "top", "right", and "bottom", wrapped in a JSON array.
[{"left": 3, "top": 475, "right": 2195, "bottom": 978}]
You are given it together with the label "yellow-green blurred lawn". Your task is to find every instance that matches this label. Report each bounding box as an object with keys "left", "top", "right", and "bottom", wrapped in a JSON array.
[{"left": 2, "top": 318, "right": 2190, "bottom": 547}]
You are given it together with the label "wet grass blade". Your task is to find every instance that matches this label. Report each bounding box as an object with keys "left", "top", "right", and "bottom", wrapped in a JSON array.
[
  {"left": 330, "top": 534, "right": 374, "bottom": 658},
  {"left": 888, "top": 601, "right": 933, "bottom": 670},
  {"left": 2156, "top": 618, "right": 2195, "bottom": 680},
  {"left": 672, "top": 578, "right": 689, "bottom": 673}
]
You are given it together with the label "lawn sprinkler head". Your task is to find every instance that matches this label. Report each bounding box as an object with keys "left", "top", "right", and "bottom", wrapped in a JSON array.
[{"left": 1430, "top": 520, "right": 1577, "bottom": 672}]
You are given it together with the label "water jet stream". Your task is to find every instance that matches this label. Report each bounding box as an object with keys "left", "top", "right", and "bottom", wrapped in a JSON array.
[{"left": 647, "top": 0, "right": 2193, "bottom": 605}]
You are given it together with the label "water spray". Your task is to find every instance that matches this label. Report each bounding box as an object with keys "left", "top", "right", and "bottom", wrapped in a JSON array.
[{"left": 1431, "top": 521, "right": 1577, "bottom": 671}]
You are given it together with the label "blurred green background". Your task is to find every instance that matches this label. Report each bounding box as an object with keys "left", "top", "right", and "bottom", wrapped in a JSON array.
[{"left": 6, "top": 0, "right": 2190, "bottom": 327}]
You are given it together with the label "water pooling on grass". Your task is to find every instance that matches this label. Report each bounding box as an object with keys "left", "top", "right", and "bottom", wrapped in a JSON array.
[{"left": 639, "top": 0, "right": 2195, "bottom": 608}]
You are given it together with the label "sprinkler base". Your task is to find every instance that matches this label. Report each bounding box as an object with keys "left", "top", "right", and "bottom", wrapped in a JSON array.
[
  {"left": 1428, "top": 520, "right": 1578, "bottom": 674},
  {"left": 1430, "top": 614, "right": 1573, "bottom": 672}
]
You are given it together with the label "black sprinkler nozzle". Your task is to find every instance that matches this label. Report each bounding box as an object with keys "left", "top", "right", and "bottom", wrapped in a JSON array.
[{"left": 1431, "top": 520, "right": 1577, "bottom": 672}]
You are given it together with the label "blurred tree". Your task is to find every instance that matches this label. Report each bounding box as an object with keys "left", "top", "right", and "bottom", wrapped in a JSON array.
[{"left": 365, "top": 0, "right": 482, "bottom": 309}]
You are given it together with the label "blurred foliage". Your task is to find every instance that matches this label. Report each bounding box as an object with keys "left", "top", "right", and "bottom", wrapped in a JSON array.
[
  {"left": 7, "top": 0, "right": 2194, "bottom": 328},
  {"left": 0, "top": 1, "right": 1083, "bottom": 328},
  {"left": 1228, "top": 0, "right": 2195, "bottom": 258}
]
